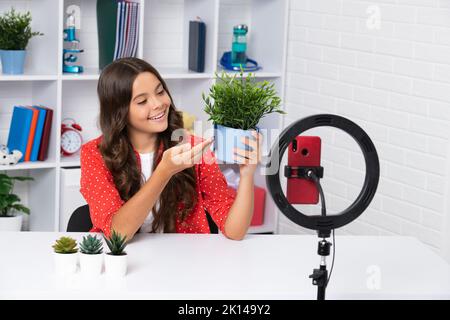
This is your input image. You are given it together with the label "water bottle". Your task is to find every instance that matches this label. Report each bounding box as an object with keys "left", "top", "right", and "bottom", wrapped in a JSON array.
[{"left": 231, "top": 24, "right": 248, "bottom": 67}]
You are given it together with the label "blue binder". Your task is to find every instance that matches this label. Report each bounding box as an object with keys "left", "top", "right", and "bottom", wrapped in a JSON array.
[
  {"left": 30, "top": 106, "right": 47, "bottom": 161},
  {"left": 6, "top": 106, "right": 34, "bottom": 163}
]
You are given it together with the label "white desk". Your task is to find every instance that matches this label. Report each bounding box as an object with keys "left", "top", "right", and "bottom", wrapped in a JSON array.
[{"left": 0, "top": 232, "right": 449, "bottom": 299}]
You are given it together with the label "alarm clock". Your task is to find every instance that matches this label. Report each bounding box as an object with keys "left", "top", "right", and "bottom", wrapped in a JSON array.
[{"left": 61, "top": 118, "right": 83, "bottom": 156}]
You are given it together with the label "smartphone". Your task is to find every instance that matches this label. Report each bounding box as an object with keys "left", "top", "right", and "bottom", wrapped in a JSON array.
[{"left": 286, "top": 136, "right": 322, "bottom": 205}]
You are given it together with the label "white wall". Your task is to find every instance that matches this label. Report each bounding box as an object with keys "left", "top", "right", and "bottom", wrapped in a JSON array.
[{"left": 280, "top": 0, "right": 450, "bottom": 260}]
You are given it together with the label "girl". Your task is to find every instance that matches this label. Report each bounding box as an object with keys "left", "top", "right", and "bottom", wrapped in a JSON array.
[{"left": 80, "top": 57, "right": 262, "bottom": 241}]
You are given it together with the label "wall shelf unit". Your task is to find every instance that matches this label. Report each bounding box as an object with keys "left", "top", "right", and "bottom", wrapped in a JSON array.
[{"left": 0, "top": 0, "right": 288, "bottom": 234}]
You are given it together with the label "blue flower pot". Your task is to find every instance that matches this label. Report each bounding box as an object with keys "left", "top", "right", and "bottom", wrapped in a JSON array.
[
  {"left": 0, "top": 50, "right": 26, "bottom": 74},
  {"left": 213, "top": 124, "right": 260, "bottom": 164}
]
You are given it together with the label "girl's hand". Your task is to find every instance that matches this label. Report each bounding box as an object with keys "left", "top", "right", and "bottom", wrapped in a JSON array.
[
  {"left": 159, "top": 137, "right": 214, "bottom": 176},
  {"left": 233, "top": 131, "right": 263, "bottom": 178}
]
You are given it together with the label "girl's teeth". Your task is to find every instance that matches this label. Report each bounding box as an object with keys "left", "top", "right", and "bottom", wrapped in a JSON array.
[{"left": 150, "top": 111, "right": 164, "bottom": 120}]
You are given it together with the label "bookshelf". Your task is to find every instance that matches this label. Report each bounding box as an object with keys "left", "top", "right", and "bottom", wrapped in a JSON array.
[{"left": 0, "top": 0, "right": 289, "bottom": 234}]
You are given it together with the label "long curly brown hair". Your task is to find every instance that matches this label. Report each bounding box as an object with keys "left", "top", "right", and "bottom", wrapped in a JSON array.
[{"left": 97, "top": 57, "right": 197, "bottom": 233}]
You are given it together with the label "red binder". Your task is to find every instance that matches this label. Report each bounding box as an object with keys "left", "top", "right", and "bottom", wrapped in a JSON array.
[
  {"left": 24, "top": 107, "right": 39, "bottom": 161},
  {"left": 37, "top": 106, "right": 53, "bottom": 161}
]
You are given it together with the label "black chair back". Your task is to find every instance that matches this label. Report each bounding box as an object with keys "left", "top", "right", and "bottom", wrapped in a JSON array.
[
  {"left": 205, "top": 210, "right": 218, "bottom": 234},
  {"left": 67, "top": 204, "right": 92, "bottom": 232},
  {"left": 67, "top": 205, "right": 219, "bottom": 234}
]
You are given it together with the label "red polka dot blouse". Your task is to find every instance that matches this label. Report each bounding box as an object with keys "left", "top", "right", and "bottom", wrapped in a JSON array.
[{"left": 79, "top": 134, "right": 236, "bottom": 238}]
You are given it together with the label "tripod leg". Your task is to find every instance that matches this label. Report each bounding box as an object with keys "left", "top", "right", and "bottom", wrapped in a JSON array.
[
  {"left": 309, "top": 265, "right": 328, "bottom": 300},
  {"left": 317, "top": 265, "right": 328, "bottom": 300}
]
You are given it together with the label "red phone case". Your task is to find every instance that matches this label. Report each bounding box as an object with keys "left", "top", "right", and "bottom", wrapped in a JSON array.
[{"left": 286, "top": 136, "right": 321, "bottom": 205}]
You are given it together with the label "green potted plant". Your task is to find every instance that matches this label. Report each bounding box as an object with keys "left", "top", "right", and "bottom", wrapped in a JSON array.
[
  {"left": 52, "top": 236, "right": 79, "bottom": 275},
  {"left": 203, "top": 69, "right": 285, "bottom": 163},
  {"left": 104, "top": 230, "right": 128, "bottom": 277},
  {"left": 79, "top": 234, "right": 104, "bottom": 276},
  {"left": 0, "top": 173, "right": 33, "bottom": 231},
  {"left": 0, "top": 7, "right": 43, "bottom": 74}
]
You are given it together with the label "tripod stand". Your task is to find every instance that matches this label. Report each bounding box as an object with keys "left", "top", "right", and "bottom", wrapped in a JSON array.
[
  {"left": 309, "top": 230, "right": 333, "bottom": 300},
  {"left": 286, "top": 167, "right": 334, "bottom": 300},
  {"left": 267, "top": 115, "right": 380, "bottom": 301}
]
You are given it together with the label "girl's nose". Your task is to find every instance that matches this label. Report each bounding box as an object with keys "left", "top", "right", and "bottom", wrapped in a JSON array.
[{"left": 150, "top": 97, "right": 164, "bottom": 109}]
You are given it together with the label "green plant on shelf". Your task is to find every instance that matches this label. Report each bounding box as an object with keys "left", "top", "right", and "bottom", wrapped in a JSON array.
[
  {"left": 80, "top": 234, "right": 103, "bottom": 255},
  {"left": 104, "top": 230, "right": 128, "bottom": 256},
  {"left": 52, "top": 236, "right": 78, "bottom": 254},
  {"left": 202, "top": 68, "right": 285, "bottom": 131},
  {"left": 0, "top": 173, "right": 34, "bottom": 217},
  {"left": 0, "top": 7, "right": 43, "bottom": 50}
]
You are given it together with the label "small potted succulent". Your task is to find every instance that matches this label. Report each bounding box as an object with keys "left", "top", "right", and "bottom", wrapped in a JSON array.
[
  {"left": 0, "top": 173, "right": 34, "bottom": 231},
  {"left": 79, "top": 234, "right": 104, "bottom": 276},
  {"left": 104, "top": 230, "right": 128, "bottom": 277},
  {"left": 52, "top": 236, "right": 78, "bottom": 275},
  {"left": 203, "top": 68, "right": 285, "bottom": 163},
  {"left": 0, "top": 8, "right": 43, "bottom": 74}
]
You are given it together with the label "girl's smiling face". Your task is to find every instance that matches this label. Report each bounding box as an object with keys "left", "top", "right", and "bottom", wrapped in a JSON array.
[{"left": 128, "top": 71, "right": 171, "bottom": 134}]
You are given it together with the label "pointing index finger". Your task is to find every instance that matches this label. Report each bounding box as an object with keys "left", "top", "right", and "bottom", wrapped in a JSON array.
[{"left": 191, "top": 136, "right": 212, "bottom": 155}]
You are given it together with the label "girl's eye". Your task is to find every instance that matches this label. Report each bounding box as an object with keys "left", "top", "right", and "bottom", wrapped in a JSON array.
[
  {"left": 158, "top": 89, "right": 165, "bottom": 95},
  {"left": 138, "top": 99, "right": 147, "bottom": 105}
]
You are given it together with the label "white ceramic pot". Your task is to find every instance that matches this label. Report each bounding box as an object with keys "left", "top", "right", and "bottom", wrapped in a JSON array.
[
  {"left": 105, "top": 253, "right": 127, "bottom": 277},
  {"left": 54, "top": 252, "right": 78, "bottom": 275},
  {"left": 80, "top": 253, "right": 103, "bottom": 276},
  {"left": 0, "top": 214, "right": 23, "bottom": 231}
]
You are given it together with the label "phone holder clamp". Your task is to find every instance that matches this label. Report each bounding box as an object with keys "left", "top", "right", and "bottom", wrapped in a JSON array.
[{"left": 284, "top": 166, "right": 324, "bottom": 179}]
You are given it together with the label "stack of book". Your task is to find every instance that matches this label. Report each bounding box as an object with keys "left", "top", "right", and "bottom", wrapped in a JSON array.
[
  {"left": 113, "top": 1, "right": 140, "bottom": 60},
  {"left": 6, "top": 106, "right": 53, "bottom": 163}
]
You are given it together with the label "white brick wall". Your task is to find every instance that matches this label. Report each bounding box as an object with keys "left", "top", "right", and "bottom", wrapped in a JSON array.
[{"left": 281, "top": 0, "right": 450, "bottom": 260}]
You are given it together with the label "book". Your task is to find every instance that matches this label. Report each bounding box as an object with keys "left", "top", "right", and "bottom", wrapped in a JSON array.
[
  {"left": 6, "top": 106, "right": 34, "bottom": 163},
  {"left": 118, "top": 2, "right": 126, "bottom": 58},
  {"left": 30, "top": 106, "right": 47, "bottom": 161},
  {"left": 134, "top": 3, "right": 140, "bottom": 57},
  {"left": 113, "top": 1, "right": 140, "bottom": 60},
  {"left": 125, "top": 2, "right": 135, "bottom": 57},
  {"left": 37, "top": 106, "right": 53, "bottom": 161},
  {"left": 97, "top": 0, "right": 119, "bottom": 69},
  {"left": 130, "top": 3, "right": 138, "bottom": 57},
  {"left": 188, "top": 20, "right": 206, "bottom": 72},
  {"left": 124, "top": 2, "right": 131, "bottom": 58},
  {"left": 113, "top": 1, "right": 122, "bottom": 60},
  {"left": 126, "top": 2, "right": 134, "bottom": 58},
  {"left": 24, "top": 107, "right": 39, "bottom": 162}
]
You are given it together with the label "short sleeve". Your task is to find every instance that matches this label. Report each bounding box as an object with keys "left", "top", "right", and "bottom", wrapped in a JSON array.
[
  {"left": 79, "top": 141, "right": 124, "bottom": 238},
  {"left": 198, "top": 148, "right": 236, "bottom": 236}
]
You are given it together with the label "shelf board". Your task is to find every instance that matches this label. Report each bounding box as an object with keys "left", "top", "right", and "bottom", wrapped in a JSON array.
[
  {"left": 0, "top": 74, "right": 57, "bottom": 81},
  {"left": 60, "top": 156, "right": 80, "bottom": 168},
  {"left": 215, "top": 67, "right": 283, "bottom": 79},
  {"left": 0, "top": 162, "right": 57, "bottom": 171},
  {"left": 61, "top": 67, "right": 214, "bottom": 81},
  {"left": 59, "top": 66, "right": 281, "bottom": 81},
  {"left": 158, "top": 67, "right": 213, "bottom": 79},
  {"left": 61, "top": 68, "right": 100, "bottom": 81},
  {"left": 0, "top": 70, "right": 281, "bottom": 82}
]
